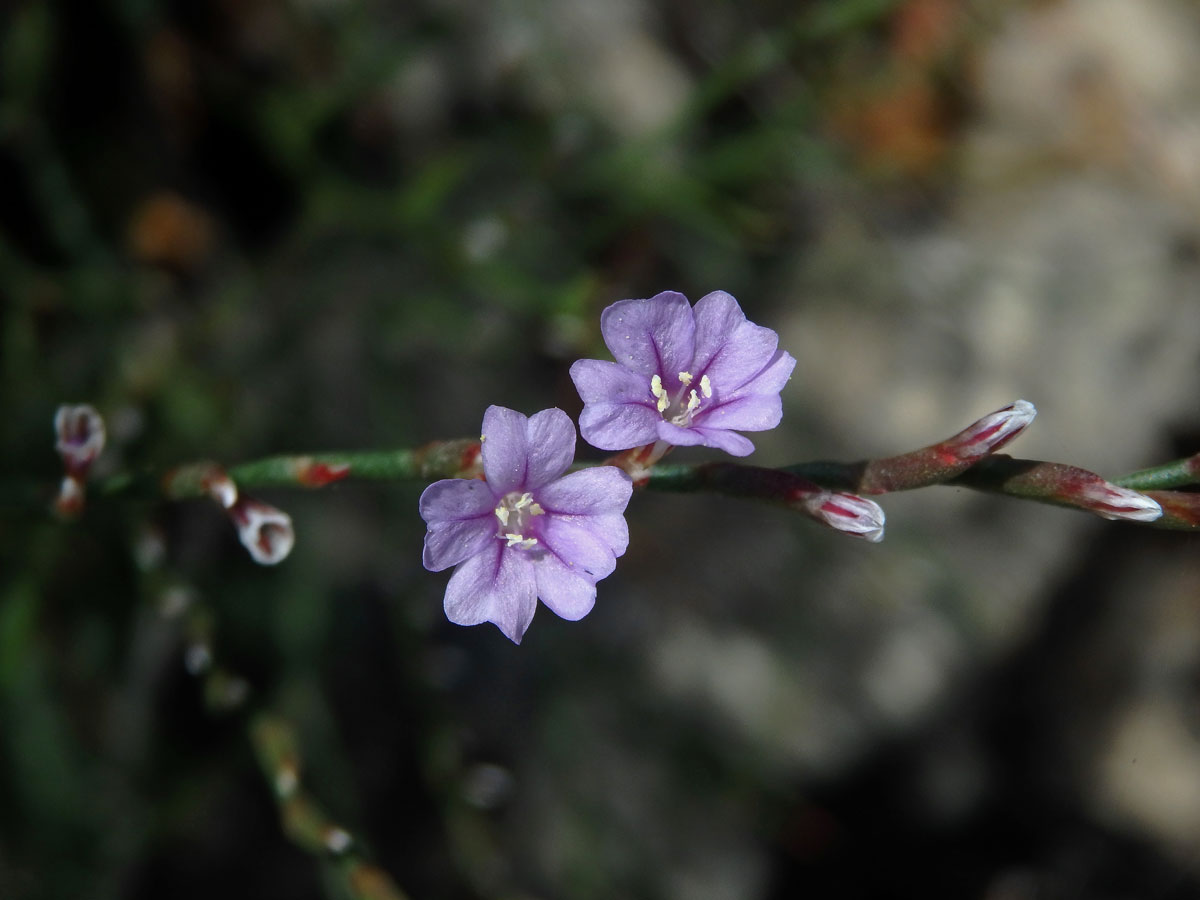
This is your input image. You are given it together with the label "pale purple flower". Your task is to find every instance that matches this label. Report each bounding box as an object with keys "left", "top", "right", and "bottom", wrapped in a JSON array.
[
  {"left": 419, "top": 406, "right": 633, "bottom": 643},
  {"left": 569, "top": 291, "right": 797, "bottom": 456}
]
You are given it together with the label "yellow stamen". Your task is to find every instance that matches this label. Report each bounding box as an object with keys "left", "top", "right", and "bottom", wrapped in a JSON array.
[{"left": 700, "top": 374, "right": 712, "bottom": 398}]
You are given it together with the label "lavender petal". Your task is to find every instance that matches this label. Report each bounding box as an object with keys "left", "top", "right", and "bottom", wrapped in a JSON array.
[
  {"left": 444, "top": 540, "right": 537, "bottom": 643},
  {"left": 691, "top": 292, "right": 781, "bottom": 394},
  {"left": 570, "top": 358, "right": 654, "bottom": 405},
  {"left": 599, "top": 292, "right": 695, "bottom": 380},
  {"left": 481, "top": 405, "right": 529, "bottom": 495},
  {"left": 523, "top": 407, "right": 576, "bottom": 489},
  {"left": 697, "top": 393, "right": 784, "bottom": 433},
  {"left": 418, "top": 478, "right": 496, "bottom": 524},
  {"left": 579, "top": 401, "right": 661, "bottom": 451},
  {"left": 422, "top": 515, "right": 496, "bottom": 572},
  {"left": 655, "top": 420, "right": 711, "bottom": 447},
  {"left": 538, "top": 467, "right": 633, "bottom": 516},
  {"left": 691, "top": 427, "right": 756, "bottom": 457},
  {"left": 534, "top": 556, "right": 598, "bottom": 621},
  {"left": 537, "top": 516, "right": 618, "bottom": 582},
  {"left": 724, "top": 348, "right": 797, "bottom": 400}
]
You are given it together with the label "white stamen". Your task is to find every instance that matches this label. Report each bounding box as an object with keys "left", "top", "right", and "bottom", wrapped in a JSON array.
[
  {"left": 650, "top": 374, "right": 669, "bottom": 413},
  {"left": 700, "top": 374, "right": 712, "bottom": 398},
  {"left": 495, "top": 506, "right": 510, "bottom": 526},
  {"left": 678, "top": 371, "right": 693, "bottom": 385},
  {"left": 504, "top": 533, "right": 538, "bottom": 549},
  {"left": 528, "top": 502, "right": 544, "bottom": 516}
]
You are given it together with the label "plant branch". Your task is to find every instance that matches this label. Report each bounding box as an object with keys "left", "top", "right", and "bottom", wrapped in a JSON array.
[{"left": 76, "top": 403, "right": 1200, "bottom": 534}]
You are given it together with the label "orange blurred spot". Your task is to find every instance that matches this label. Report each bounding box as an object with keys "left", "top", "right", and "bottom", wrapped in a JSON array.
[{"left": 127, "top": 191, "right": 214, "bottom": 272}]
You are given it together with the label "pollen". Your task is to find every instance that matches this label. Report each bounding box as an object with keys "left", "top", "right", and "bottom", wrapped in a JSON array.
[
  {"left": 678, "top": 371, "right": 693, "bottom": 385},
  {"left": 700, "top": 374, "right": 712, "bottom": 398},
  {"left": 495, "top": 505, "right": 510, "bottom": 526}
]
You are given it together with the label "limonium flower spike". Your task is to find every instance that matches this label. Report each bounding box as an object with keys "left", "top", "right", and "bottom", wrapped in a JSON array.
[
  {"left": 419, "top": 406, "right": 633, "bottom": 643},
  {"left": 569, "top": 291, "right": 797, "bottom": 456}
]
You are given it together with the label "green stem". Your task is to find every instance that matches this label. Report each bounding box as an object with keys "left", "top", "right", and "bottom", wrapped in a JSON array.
[{"left": 1113, "top": 454, "right": 1200, "bottom": 491}]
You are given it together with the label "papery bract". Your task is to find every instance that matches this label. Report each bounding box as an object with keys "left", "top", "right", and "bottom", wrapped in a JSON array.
[
  {"left": 569, "top": 291, "right": 796, "bottom": 457},
  {"left": 419, "top": 406, "right": 632, "bottom": 643}
]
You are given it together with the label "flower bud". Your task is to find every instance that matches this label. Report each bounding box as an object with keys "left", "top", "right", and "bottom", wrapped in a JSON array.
[
  {"left": 939, "top": 399, "right": 1036, "bottom": 463},
  {"left": 203, "top": 469, "right": 238, "bottom": 509},
  {"left": 806, "top": 492, "right": 886, "bottom": 542},
  {"left": 1077, "top": 482, "right": 1163, "bottom": 522},
  {"left": 53, "top": 474, "right": 86, "bottom": 520},
  {"left": 228, "top": 497, "right": 295, "bottom": 564},
  {"left": 54, "top": 404, "right": 106, "bottom": 478}
]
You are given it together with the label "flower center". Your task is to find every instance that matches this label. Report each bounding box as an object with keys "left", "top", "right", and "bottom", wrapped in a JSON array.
[
  {"left": 650, "top": 371, "right": 712, "bottom": 427},
  {"left": 494, "top": 491, "right": 545, "bottom": 549}
]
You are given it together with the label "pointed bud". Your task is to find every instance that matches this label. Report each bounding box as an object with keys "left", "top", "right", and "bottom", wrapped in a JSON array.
[
  {"left": 228, "top": 497, "right": 295, "bottom": 564},
  {"left": 54, "top": 404, "right": 106, "bottom": 478},
  {"left": 938, "top": 399, "right": 1036, "bottom": 463},
  {"left": 1077, "top": 482, "right": 1163, "bottom": 522},
  {"left": 805, "top": 491, "right": 886, "bottom": 542}
]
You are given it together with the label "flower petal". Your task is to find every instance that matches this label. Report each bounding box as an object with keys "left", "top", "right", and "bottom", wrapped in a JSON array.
[
  {"left": 443, "top": 540, "right": 537, "bottom": 643},
  {"left": 570, "top": 358, "right": 655, "bottom": 405},
  {"left": 696, "top": 393, "right": 783, "bottom": 434},
  {"left": 481, "top": 405, "right": 529, "bottom": 495},
  {"left": 537, "top": 515, "right": 617, "bottom": 582},
  {"left": 534, "top": 555, "right": 597, "bottom": 621},
  {"left": 538, "top": 467, "right": 633, "bottom": 517},
  {"left": 419, "top": 478, "right": 498, "bottom": 572},
  {"left": 655, "top": 420, "right": 710, "bottom": 447},
  {"left": 691, "top": 291, "right": 783, "bottom": 396},
  {"left": 571, "top": 512, "right": 629, "bottom": 557},
  {"left": 523, "top": 407, "right": 576, "bottom": 489},
  {"left": 692, "top": 427, "right": 756, "bottom": 456},
  {"left": 579, "top": 402, "right": 661, "bottom": 451},
  {"left": 723, "top": 348, "right": 797, "bottom": 401},
  {"left": 419, "top": 478, "right": 497, "bottom": 524},
  {"left": 422, "top": 516, "right": 496, "bottom": 572},
  {"left": 599, "top": 292, "right": 696, "bottom": 380}
]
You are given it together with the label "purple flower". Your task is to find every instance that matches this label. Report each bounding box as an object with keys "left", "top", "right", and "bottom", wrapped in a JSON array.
[
  {"left": 569, "top": 291, "right": 797, "bottom": 457},
  {"left": 419, "top": 406, "right": 633, "bottom": 643}
]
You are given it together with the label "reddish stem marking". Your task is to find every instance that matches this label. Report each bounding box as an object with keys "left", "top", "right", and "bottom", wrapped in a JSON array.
[{"left": 296, "top": 461, "right": 351, "bottom": 487}]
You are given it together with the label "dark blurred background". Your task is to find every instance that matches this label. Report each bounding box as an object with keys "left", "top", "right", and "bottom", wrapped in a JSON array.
[{"left": 4, "top": 0, "right": 1200, "bottom": 897}]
